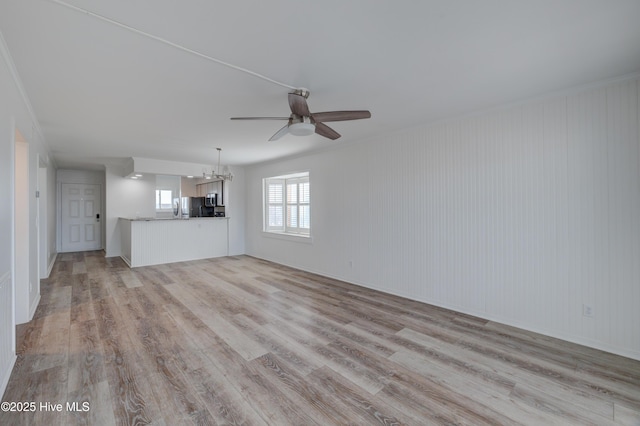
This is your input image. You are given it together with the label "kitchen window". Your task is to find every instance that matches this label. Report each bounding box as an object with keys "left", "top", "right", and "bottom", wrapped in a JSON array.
[{"left": 264, "top": 172, "right": 310, "bottom": 236}]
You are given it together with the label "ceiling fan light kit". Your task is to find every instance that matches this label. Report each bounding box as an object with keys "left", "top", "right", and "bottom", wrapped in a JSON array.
[
  {"left": 231, "top": 89, "right": 371, "bottom": 141},
  {"left": 289, "top": 122, "right": 315, "bottom": 137}
]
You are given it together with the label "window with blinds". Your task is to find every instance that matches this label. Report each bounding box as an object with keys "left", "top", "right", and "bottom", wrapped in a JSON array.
[{"left": 264, "top": 173, "right": 310, "bottom": 236}]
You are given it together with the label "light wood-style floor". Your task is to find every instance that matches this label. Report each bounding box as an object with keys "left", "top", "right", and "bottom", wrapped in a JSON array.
[{"left": 2, "top": 252, "right": 639, "bottom": 425}]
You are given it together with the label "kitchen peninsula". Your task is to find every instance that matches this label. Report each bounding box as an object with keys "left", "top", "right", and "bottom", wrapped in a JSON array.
[{"left": 119, "top": 216, "right": 229, "bottom": 267}]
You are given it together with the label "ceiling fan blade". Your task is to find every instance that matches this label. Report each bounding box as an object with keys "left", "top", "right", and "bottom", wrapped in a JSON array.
[
  {"left": 269, "top": 124, "right": 290, "bottom": 141},
  {"left": 230, "top": 117, "right": 289, "bottom": 120},
  {"left": 288, "top": 93, "right": 311, "bottom": 117},
  {"left": 311, "top": 110, "right": 371, "bottom": 122},
  {"left": 315, "top": 122, "right": 341, "bottom": 140}
]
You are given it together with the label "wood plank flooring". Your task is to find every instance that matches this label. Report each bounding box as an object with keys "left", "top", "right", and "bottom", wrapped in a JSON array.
[{"left": 2, "top": 251, "right": 640, "bottom": 425}]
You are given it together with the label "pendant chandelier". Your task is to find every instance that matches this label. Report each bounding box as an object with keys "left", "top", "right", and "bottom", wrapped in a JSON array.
[{"left": 203, "top": 148, "right": 233, "bottom": 181}]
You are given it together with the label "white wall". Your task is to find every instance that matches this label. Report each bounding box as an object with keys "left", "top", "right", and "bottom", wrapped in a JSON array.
[
  {"left": 25, "top": 143, "right": 45, "bottom": 321},
  {"left": 15, "top": 135, "right": 52, "bottom": 326},
  {"left": 129, "top": 157, "right": 215, "bottom": 177},
  {"left": 105, "top": 168, "right": 156, "bottom": 258},
  {"left": 245, "top": 76, "right": 640, "bottom": 361},
  {"left": 226, "top": 167, "right": 245, "bottom": 256},
  {"left": 0, "top": 38, "right": 19, "bottom": 398},
  {"left": 0, "top": 30, "right": 54, "bottom": 396},
  {"left": 37, "top": 156, "right": 57, "bottom": 279}
]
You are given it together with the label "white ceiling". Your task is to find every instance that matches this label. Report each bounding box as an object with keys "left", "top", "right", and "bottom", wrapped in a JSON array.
[{"left": 2, "top": 0, "right": 640, "bottom": 169}]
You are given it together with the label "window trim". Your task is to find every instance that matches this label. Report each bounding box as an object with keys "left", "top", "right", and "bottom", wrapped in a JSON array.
[{"left": 261, "top": 230, "right": 313, "bottom": 244}]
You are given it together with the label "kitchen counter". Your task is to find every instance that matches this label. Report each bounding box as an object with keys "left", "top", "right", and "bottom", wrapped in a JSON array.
[
  {"left": 121, "top": 216, "right": 229, "bottom": 221},
  {"left": 119, "top": 217, "right": 229, "bottom": 267}
]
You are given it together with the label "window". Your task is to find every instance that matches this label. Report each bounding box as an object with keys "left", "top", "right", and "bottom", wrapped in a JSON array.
[
  {"left": 155, "top": 189, "right": 173, "bottom": 210},
  {"left": 264, "top": 172, "right": 310, "bottom": 236}
]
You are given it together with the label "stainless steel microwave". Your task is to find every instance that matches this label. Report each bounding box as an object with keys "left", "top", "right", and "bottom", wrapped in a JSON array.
[{"left": 205, "top": 193, "right": 217, "bottom": 207}]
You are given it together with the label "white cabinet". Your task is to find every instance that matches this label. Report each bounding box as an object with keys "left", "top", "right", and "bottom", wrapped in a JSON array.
[{"left": 196, "top": 180, "right": 223, "bottom": 203}]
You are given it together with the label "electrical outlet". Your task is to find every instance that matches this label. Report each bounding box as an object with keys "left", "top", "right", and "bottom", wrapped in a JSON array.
[
  {"left": 583, "top": 304, "right": 594, "bottom": 318},
  {"left": 348, "top": 260, "right": 353, "bottom": 268}
]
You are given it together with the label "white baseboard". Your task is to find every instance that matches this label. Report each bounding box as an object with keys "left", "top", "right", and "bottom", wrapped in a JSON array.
[
  {"left": 47, "top": 252, "right": 57, "bottom": 277},
  {"left": 250, "top": 254, "right": 640, "bottom": 362},
  {"left": 29, "top": 293, "right": 41, "bottom": 322},
  {"left": 120, "top": 255, "right": 132, "bottom": 268},
  {"left": 0, "top": 354, "right": 16, "bottom": 401}
]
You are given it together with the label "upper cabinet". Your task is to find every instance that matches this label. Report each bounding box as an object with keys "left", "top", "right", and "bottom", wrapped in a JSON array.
[
  {"left": 181, "top": 177, "right": 198, "bottom": 197},
  {"left": 195, "top": 180, "right": 224, "bottom": 202}
]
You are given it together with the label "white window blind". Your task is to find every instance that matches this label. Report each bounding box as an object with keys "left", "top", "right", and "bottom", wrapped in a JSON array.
[
  {"left": 264, "top": 173, "right": 310, "bottom": 236},
  {"left": 265, "top": 179, "right": 285, "bottom": 231}
]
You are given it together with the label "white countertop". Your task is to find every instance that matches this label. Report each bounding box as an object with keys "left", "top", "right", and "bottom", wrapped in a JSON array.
[{"left": 120, "top": 216, "right": 229, "bottom": 221}]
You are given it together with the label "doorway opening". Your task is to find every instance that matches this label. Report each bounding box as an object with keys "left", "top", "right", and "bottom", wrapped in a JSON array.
[{"left": 14, "top": 129, "right": 30, "bottom": 324}]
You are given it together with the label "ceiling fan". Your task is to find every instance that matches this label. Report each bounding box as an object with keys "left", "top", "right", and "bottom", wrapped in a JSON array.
[{"left": 231, "top": 89, "right": 371, "bottom": 141}]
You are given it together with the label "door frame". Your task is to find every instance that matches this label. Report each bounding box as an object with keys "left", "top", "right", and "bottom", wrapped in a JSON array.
[
  {"left": 37, "top": 154, "right": 48, "bottom": 281},
  {"left": 8, "top": 118, "right": 17, "bottom": 363}
]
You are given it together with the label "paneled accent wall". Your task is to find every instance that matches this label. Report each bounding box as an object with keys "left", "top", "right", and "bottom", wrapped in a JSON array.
[
  {"left": 246, "top": 76, "right": 640, "bottom": 360},
  {"left": 0, "top": 271, "right": 15, "bottom": 394},
  {"left": 123, "top": 218, "right": 229, "bottom": 267}
]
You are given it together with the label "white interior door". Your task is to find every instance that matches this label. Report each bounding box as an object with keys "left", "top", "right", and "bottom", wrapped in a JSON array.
[{"left": 61, "top": 183, "right": 101, "bottom": 252}]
